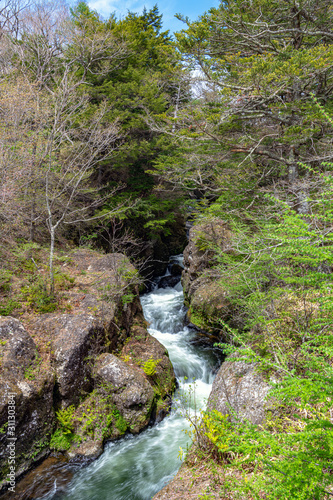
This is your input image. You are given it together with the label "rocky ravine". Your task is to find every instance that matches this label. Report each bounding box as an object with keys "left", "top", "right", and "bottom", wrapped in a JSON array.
[
  {"left": 0, "top": 250, "right": 175, "bottom": 494},
  {"left": 153, "top": 220, "right": 272, "bottom": 500}
]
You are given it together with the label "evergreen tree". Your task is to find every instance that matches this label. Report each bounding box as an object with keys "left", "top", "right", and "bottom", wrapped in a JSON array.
[
  {"left": 69, "top": 3, "right": 188, "bottom": 241},
  {"left": 152, "top": 0, "right": 333, "bottom": 217}
]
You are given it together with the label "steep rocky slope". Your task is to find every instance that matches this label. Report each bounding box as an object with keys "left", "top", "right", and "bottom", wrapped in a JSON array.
[{"left": 0, "top": 250, "right": 175, "bottom": 493}]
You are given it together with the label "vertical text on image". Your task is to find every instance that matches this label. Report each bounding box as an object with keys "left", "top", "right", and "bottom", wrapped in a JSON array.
[{"left": 6, "top": 393, "right": 16, "bottom": 493}]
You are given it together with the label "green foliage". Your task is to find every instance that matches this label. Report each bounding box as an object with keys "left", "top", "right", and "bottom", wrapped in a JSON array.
[
  {"left": 194, "top": 166, "right": 333, "bottom": 498},
  {"left": 113, "top": 410, "right": 128, "bottom": 433},
  {"left": 141, "top": 358, "right": 161, "bottom": 377},
  {"left": 0, "top": 299, "right": 20, "bottom": 316},
  {"left": 181, "top": 95, "right": 333, "bottom": 496},
  {"left": 67, "top": 4, "right": 187, "bottom": 241},
  {"left": 50, "top": 405, "right": 76, "bottom": 451},
  {"left": 121, "top": 293, "right": 135, "bottom": 305},
  {"left": 50, "top": 429, "right": 74, "bottom": 451},
  {"left": 148, "top": 0, "right": 333, "bottom": 222},
  {"left": 56, "top": 406, "right": 75, "bottom": 435},
  {"left": 20, "top": 278, "right": 58, "bottom": 313},
  {"left": 24, "top": 352, "right": 42, "bottom": 380},
  {"left": 0, "top": 269, "right": 13, "bottom": 293}
]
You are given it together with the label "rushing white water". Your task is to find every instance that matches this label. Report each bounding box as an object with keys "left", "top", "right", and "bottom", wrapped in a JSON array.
[{"left": 41, "top": 263, "right": 221, "bottom": 500}]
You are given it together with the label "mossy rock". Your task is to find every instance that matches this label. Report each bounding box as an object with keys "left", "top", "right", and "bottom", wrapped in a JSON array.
[{"left": 187, "top": 281, "right": 232, "bottom": 333}]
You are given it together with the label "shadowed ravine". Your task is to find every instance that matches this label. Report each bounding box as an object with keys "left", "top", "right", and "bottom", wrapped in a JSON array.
[{"left": 40, "top": 258, "right": 221, "bottom": 500}]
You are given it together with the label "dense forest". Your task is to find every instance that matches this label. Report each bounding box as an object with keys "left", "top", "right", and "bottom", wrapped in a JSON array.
[{"left": 1, "top": 0, "right": 333, "bottom": 498}]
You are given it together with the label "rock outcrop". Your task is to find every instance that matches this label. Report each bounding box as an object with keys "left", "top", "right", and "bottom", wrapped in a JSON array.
[
  {"left": 94, "top": 353, "right": 155, "bottom": 432},
  {"left": 0, "top": 318, "right": 55, "bottom": 482},
  {"left": 152, "top": 356, "right": 273, "bottom": 500},
  {"left": 0, "top": 250, "right": 176, "bottom": 493},
  {"left": 121, "top": 327, "right": 176, "bottom": 422},
  {"left": 207, "top": 357, "right": 272, "bottom": 425},
  {"left": 182, "top": 218, "right": 232, "bottom": 333},
  {"left": 39, "top": 314, "right": 105, "bottom": 407}
]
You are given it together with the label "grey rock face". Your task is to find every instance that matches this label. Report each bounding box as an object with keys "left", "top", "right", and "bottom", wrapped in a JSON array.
[
  {"left": 0, "top": 318, "right": 55, "bottom": 480},
  {"left": 0, "top": 250, "right": 176, "bottom": 486},
  {"left": 207, "top": 358, "right": 271, "bottom": 425},
  {"left": 0, "top": 317, "right": 37, "bottom": 377},
  {"left": 182, "top": 219, "right": 232, "bottom": 299},
  {"left": 94, "top": 353, "right": 154, "bottom": 433},
  {"left": 43, "top": 314, "right": 104, "bottom": 407},
  {"left": 181, "top": 219, "right": 233, "bottom": 333}
]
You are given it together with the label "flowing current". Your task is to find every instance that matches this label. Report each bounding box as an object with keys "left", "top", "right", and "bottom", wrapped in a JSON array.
[{"left": 41, "top": 260, "right": 221, "bottom": 500}]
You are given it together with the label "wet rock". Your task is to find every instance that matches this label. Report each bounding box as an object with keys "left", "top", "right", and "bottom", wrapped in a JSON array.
[
  {"left": 207, "top": 357, "right": 272, "bottom": 425},
  {"left": 68, "top": 440, "right": 103, "bottom": 460},
  {"left": 170, "top": 263, "right": 183, "bottom": 276},
  {"left": 158, "top": 275, "right": 181, "bottom": 289},
  {"left": 0, "top": 454, "right": 72, "bottom": 500},
  {"left": 142, "top": 214, "right": 187, "bottom": 278},
  {"left": 150, "top": 239, "right": 171, "bottom": 277}
]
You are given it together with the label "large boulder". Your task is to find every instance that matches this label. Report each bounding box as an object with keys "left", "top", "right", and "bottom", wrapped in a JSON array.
[
  {"left": 36, "top": 313, "right": 106, "bottom": 407},
  {"left": 0, "top": 317, "right": 36, "bottom": 377},
  {"left": 207, "top": 357, "right": 271, "bottom": 425},
  {"left": 121, "top": 328, "right": 176, "bottom": 422},
  {"left": 0, "top": 250, "right": 177, "bottom": 492},
  {"left": 153, "top": 357, "right": 272, "bottom": 500},
  {"left": 94, "top": 353, "right": 155, "bottom": 432},
  {"left": 182, "top": 219, "right": 232, "bottom": 296},
  {"left": 67, "top": 352, "right": 156, "bottom": 459},
  {"left": 0, "top": 317, "right": 55, "bottom": 483}
]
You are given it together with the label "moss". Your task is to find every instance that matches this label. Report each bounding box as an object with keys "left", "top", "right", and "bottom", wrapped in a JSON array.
[
  {"left": 64, "top": 388, "right": 127, "bottom": 450},
  {"left": 141, "top": 358, "right": 162, "bottom": 376},
  {"left": 115, "top": 414, "right": 128, "bottom": 433}
]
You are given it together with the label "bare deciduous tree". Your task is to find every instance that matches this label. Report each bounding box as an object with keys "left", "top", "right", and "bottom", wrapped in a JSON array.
[{"left": 0, "top": 0, "right": 30, "bottom": 38}]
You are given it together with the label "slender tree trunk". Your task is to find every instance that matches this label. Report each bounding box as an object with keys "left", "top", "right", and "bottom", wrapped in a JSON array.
[
  {"left": 172, "top": 83, "right": 181, "bottom": 133},
  {"left": 288, "top": 145, "right": 298, "bottom": 184},
  {"left": 49, "top": 226, "right": 55, "bottom": 295},
  {"left": 29, "top": 143, "right": 37, "bottom": 242}
]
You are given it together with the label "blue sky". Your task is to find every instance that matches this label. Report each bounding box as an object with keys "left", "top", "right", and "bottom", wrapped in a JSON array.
[{"left": 85, "top": 0, "right": 220, "bottom": 34}]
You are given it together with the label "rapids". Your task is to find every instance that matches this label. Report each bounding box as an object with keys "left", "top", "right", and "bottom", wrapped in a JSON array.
[{"left": 40, "top": 259, "right": 221, "bottom": 500}]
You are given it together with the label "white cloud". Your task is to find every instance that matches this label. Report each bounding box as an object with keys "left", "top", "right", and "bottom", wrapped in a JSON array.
[
  {"left": 88, "top": 0, "right": 156, "bottom": 19},
  {"left": 87, "top": 0, "right": 181, "bottom": 33}
]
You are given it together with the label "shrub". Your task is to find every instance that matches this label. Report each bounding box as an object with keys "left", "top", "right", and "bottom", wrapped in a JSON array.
[{"left": 0, "top": 299, "right": 20, "bottom": 316}]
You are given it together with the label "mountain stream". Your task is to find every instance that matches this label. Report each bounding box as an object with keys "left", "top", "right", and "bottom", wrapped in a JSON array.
[{"left": 37, "top": 257, "right": 221, "bottom": 500}]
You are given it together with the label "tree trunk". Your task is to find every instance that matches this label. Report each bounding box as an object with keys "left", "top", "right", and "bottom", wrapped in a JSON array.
[{"left": 49, "top": 227, "right": 55, "bottom": 295}]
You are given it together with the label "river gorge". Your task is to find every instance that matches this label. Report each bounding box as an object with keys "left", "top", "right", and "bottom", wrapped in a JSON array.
[
  {"left": 1, "top": 255, "right": 222, "bottom": 500},
  {"left": 40, "top": 259, "right": 221, "bottom": 500}
]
